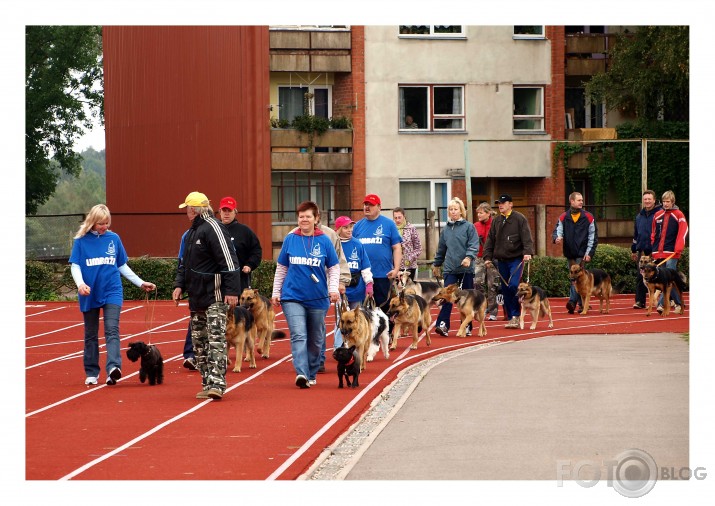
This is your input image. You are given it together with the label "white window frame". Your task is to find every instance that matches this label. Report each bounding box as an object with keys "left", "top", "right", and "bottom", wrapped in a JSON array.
[
  {"left": 277, "top": 84, "right": 333, "bottom": 122},
  {"left": 399, "top": 84, "right": 465, "bottom": 132},
  {"left": 513, "top": 86, "right": 545, "bottom": 132},
  {"left": 398, "top": 25, "right": 466, "bottom": 39},
  {"left": 513, "top": 26, "right": 546, "bottom": 39},
  {"left": 399, "top": 179, "right": 452, "bottom": 226}
]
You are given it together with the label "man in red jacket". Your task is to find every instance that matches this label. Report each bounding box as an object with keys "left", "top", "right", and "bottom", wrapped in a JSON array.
[{"left": 650, "top": 190, "right": 688, "bottom": 312}]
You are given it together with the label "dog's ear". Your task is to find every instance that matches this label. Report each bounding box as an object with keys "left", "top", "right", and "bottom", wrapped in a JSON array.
[{"left": 348, "top": 345, "right": 356, "bottom": 353}]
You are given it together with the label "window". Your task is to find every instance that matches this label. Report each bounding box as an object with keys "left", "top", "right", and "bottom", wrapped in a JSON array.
[
  {"left": 513, "top": 26, "right": 545, "bottom": 39},
  {"left": 278, "top": 86, "right": 331, "bottom": 123},
  {"left": 271, "top": 172, "right": 345, "bottom": 223},
  {"left": 513, "top": 86, "right": 544, "bottom": 131},
  {"left": 398, "top": 25, "right": 465, "bottom": 38},
  {"left": 399, "top": 85, "right": 465, "bottom": 132},
  {"left": 399, "top": 179, "right": 451, "bottom": 223}
]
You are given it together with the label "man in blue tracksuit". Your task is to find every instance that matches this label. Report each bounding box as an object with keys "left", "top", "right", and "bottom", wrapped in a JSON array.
[
  {"left": 552, "top": 192, "right": 598, "bottom": 314},
  {"left": 630, "top": 190, "right": 661, "bottom": 309}
]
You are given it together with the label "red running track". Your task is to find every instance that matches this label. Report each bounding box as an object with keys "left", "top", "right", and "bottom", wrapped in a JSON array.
[{"left": 25, "top": 294, "right": 688, "bottom": 480}]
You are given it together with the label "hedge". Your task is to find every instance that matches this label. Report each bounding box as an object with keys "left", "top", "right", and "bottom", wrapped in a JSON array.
[{"left": 25, "top": 246, "right": 689, "bottom": 301}]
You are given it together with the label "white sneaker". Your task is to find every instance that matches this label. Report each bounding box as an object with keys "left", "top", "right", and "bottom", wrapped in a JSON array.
[
  {"left": 488, "top": 315, "right": 497, "bottom": 321},
  {"left": 106, "top": 367, "right": 122, "bottom": 385},
  {"left": 505, "top": 317, "right": 519, "bottom": 329},
  {"left": 295, "top": 375, "right": 309, "bottom": 389},
  {"left": 308, "top": 379, "right": 317, "bottom": 386},
  {"left": 674, "top": 305, "right": 682, "bottom": 313},
  {"left": 435, "top": 321, "right": 448, "bottom": 336},
  {"left": 85, "top": 376, "right": 98, "bottom": 386}
]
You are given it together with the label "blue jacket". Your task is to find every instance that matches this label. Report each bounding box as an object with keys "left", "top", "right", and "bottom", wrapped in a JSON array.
[
  {"left": 631, "top": 205, "right": 662, "bottom": 254},
  {"left": 434, "top": 219, "right": 479, "bottom": 275},
  {"left": 552, "top": 210, "right": 598, "bottom": 260}
]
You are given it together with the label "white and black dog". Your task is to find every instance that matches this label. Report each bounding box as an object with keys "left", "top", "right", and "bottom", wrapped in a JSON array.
[{"left": 126, "top": 341, "right": 164, "bottom": 385}]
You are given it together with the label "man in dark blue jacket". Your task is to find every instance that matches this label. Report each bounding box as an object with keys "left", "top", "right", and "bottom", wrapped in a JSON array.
[
  {"left": 630, "top": 190, "right": 661, "bottom": 309},
  {"left": 552, "top": 192, "right": 598, "bottom": 314}
]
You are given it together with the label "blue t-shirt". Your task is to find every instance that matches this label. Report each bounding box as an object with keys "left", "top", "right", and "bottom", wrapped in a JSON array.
[
  {"left": 352, "top": 215, "right": 402, "bottom": 278},
  {"left": 69, "top": 231, "right": 129, "bottom": 312},
  {"left": 341, "top": 237, "right": 372, "bottom": 303},
  {"left": 277, "top": 231, "right": 339, "bottom": 310}
]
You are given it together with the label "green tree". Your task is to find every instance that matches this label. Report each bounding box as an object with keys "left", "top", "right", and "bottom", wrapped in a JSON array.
[
  {"left": 26, "top": 26, "right": 103, "bottom": 215},
  {"left": 586, "top": 26, "right": 689, "bottom": 121},
  {"left": 37, "top": 148, "right": 106, "bottom": 215}
]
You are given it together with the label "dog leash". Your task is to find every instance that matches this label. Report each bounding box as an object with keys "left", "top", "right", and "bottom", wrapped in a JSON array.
[
  {"left": 144, "top": 288, "right": 158, "bottom": 345},
  {"left": 656, "top": 253, "right": 675, "bottom": 267},
  {"left": 494, "top": 259, "right": 526, "bottom": 287}
]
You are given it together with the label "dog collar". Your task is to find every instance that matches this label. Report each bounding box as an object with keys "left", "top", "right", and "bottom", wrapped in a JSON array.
[{"left": 345, "top": 356, "right": 355, "bottom": 367}]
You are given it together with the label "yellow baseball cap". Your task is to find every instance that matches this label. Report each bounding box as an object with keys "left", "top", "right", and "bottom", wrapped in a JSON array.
[{"left": 178, "top": 191, "right": 209, "bottom": 208}]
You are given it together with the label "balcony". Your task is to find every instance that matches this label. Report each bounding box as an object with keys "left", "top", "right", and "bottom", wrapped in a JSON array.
[
  {"left": 564, "top": 128, "right": 618, "bottom": 169},
  {"left": 565, "top": 33, "right": 616, "bottom": 77},
  {"left": 271, "top": 128, "right": 353, "bottom": 172},
  {"left": 269, "top": 28, "right": 351, "bottom": 72}
]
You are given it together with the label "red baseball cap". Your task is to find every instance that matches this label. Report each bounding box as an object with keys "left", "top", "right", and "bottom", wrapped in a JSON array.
[
  {"left": 219, "top": 196, "right": 237, "bottom": 211},
  {"left": 363, "top": 194, "right": 381, "bottom": 206}
]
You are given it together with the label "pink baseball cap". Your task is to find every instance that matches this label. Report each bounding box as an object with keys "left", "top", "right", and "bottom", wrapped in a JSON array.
[{"left": 334, "top": 216, "right": 355, "bottom": 230}]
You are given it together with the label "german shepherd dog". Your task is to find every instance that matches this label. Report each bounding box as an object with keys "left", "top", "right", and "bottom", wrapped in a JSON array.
[
  {"left": 239, "top": 288, "right": 285, "bottom": 359},
  {"left": 386, "top": 292, "right": 431, "bottom": 350},
  {"left": 126, "top": 341, "right": 164, "bottom": 385},
  {"left": 516, "top": 282, "right": 554, "bottom": 330},
  {"left": 226, "top": 305, "right": 256, "bottom": 373},
  {"left": 432, "top": 284, "right": 487, "bottom": 337},
  {"left": 641, "top": 263, "right": 687, "bottom": 317},
  {"left": 396, "top": 270, "right": 442, "bottom": 306},
  {"left": 568, "top": 264, "right": 613, "bottom": 314},
  {"left": 338, "top": 302, "right": 390, "bottom": 371},
  {"left": 332, "top": 345, "right": 360, "bottom": 388}
]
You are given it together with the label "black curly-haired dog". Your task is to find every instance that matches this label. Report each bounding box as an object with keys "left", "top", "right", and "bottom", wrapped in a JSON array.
[
  {"left": 332, "top": 344, "right": 360, "bottom": 389},
  {"left": 126, "top": 341, "right": 164, "bottom": 385}
]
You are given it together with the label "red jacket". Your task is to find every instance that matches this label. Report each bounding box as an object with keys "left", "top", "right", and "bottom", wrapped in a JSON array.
[
  {"left": 650, "top": 206, "right": 688, "bottom": 259},
  {"left": 474, "top": 216, "right": 493, "bottom": 258}
]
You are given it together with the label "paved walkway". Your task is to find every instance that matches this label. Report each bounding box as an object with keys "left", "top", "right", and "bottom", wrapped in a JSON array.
[{"left": 307, "top": 333, "right": 688, "bottom": 487}]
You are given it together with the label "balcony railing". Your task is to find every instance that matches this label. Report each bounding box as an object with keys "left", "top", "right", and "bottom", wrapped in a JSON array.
[
  {"left": 565, "top": 33, "right": 617, "bottom": 77},
  {"left": 270, "top": 128, "right": 353, "bottom": 172}
]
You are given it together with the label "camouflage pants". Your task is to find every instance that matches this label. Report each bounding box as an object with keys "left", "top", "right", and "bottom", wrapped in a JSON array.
[
  {"left": 191, "top": 302, "right": 228, "bottom": 393},
  {"left": 474, "top": 257, "right": 500, "bottom": 317}
]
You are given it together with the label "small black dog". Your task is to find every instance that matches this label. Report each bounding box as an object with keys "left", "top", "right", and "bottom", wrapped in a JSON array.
[
  {"left": 126, "top": 341, "right": 164, "bottom": 385},
  {"left": 332, "top": 345, "right": 360, "bottom": 389}
]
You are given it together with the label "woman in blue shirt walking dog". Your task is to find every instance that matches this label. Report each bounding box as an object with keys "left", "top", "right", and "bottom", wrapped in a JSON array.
[{"left": 70, "top": 204, "right": 156, "bottom": 386}]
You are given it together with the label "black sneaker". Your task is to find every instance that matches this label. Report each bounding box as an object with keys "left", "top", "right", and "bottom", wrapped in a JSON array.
[
  {"left": 633, "top": 302, "right": 645, "bottom": 309},
  {"left": 435, "top": 322, "right": 448, "bottom": 336},
  {"left": 183, "top": 358, "right": 197, "bottom": 371},
  {"left": 317, "top": 364, "right": 326, "bottom": 374},
  {"left": 566, "top": 301, "right": 575, "bottom": 314},
  {"left": 465, "top": 328, "right": 472, "bottom": 336},
  {"left": 295, "top": 375, "right": 310, "bottom": 389}
]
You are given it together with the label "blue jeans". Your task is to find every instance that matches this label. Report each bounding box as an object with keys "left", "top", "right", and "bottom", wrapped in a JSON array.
[
  {"left": 568, "top": 258, "right": 584, "bottom": 306},
  {"left": 496, "top": 259, "right": 524, "bottom": 319},
  {"left": 436, "top": 272, "right": 475, "bottom": 330},
  {"left": 183, "top": 322, "right": 194, "bottom": 359},
  {"left": 82, "top": 303, "right": 122, "bottom": 378},
  {"left": 657, "top": 258, "right": 682, "bottom": 306},
  {"left": 283, "top": 302, "right": 327, "bottom": 381}
]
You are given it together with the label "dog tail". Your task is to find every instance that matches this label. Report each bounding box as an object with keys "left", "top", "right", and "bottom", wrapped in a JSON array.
[
  {"left": 678, "top": 271, "right": 688, "bottom": 287},
  {"left": 271, "top": 330, "right": 286, "bottom": 340},
  {"left": 613, "top": 280, "right": 627, "bottom": 295},
  {"left": 674, "top": 272, "right": 688, "bottom": 293}
]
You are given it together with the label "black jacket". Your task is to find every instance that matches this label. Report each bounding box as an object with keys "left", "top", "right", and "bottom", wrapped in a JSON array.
[
  {"left": 225, "top": 219, "right": 263, "bottom": 288},
  {"left": 483, "top": 210, "right": 534, "bottom": 261},
  {"left": 175, "top": 212, "right": 241, "bottom": 311},
  {"left": 552, "top": 210, "right": 598, "bottom": 260}
]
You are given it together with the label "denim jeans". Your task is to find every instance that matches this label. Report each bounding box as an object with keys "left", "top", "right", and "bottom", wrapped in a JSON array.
[
  {"left": 567, "top": 258, "right": 584, "bottom": 306},
  {"left": 82, "top": 303, "right": 122, "bottom": 378},
  {"left": 657, "top": 258, "right": 682, "bottom": 306},
  {"left": 436, "top": 272, "right": 475, "bottom": 330},
  {"left": 321, "top": 302, "right": 344, "bottom": 366},
  {"left": 283, "top": 301, "right": 327, "bottom": 381},
  {"left": 496, "top": 259, "right": 524, "bottom": 319}
]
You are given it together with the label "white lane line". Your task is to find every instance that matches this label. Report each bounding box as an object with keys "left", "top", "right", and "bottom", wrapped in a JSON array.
[
  {"left": 26, "top": 317, "right": 189, "bottom": 370},
  {"left": 26, "top": 306, "right": 144, "bottom": 340},
  {"left": 58, "top": 354, "right": 293, "bottom": 480},
  {"left": 26, "top": 306, "right": 69, "bottom": 317}
]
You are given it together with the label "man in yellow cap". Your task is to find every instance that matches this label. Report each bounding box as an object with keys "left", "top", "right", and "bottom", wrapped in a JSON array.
[{"left": 173, "top": 191, "right": 240, "bottom": 400}]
